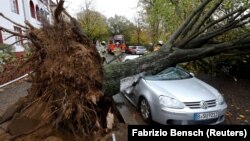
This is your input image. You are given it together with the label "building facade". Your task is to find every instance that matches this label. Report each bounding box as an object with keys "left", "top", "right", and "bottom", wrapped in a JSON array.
[{"left": 0, "top": 0, "right": 52, "bottom": 57}]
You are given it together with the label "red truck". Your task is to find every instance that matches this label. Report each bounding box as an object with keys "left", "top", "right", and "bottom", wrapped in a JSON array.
[{"left": 107, "top": 34, "right": 126, "bottom": 54}]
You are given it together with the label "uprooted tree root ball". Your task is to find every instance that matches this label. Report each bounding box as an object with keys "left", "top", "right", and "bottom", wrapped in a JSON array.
[{"left": 0, "top": 1, "right": 121, "bottom": 140}]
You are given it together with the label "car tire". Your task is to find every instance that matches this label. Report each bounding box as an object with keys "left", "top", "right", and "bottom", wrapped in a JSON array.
[{"left": 139, "top": 97, "right": 152, "bottom": 123}]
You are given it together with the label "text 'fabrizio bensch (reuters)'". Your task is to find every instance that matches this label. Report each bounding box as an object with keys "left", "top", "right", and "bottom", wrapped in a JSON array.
[{"left": 128, "top": 125, "right": 249, "bottom": 141}]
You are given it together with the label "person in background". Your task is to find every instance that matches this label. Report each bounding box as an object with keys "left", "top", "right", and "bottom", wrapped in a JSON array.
[
  {"left": 154, "top": 40, "right": 163, "bottom": 51},
  {"left": 113, "top": 42, "right": 122, "bottom": 62},
  {"left": 99, "top": 41, "right": 107, "bottom": 63}
]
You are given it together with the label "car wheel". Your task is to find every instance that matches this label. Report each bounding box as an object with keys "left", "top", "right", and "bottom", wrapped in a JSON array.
[{"left": 139, "top": 97, "right": 152, "bottom": 123}]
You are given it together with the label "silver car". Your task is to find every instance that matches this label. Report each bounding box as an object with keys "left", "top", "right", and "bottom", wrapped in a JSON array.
[
  {"left": 131, "top": 46, "right": 147, "bottom": 55},
  {"left": 122, "top": 67, "right": 227, "bottom": 125}
]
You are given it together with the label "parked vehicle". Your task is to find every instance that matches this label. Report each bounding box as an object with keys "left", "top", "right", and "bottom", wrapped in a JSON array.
[
  {"left": 125, "top": 46, "right": 134, "bottom": 54},
  {"left": 122, "top": 67, "right": 227, "bottom": 125},
  {"left": 107, "top": 34, "right": 126, "bottom": 54},
  {"left": 131, "top": 46, "right": 147, "bottom": 55}
]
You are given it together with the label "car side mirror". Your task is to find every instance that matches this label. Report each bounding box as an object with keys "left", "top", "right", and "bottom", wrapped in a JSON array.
[{"left": 190, "top": 72, "right": 195, "bottom": 77}]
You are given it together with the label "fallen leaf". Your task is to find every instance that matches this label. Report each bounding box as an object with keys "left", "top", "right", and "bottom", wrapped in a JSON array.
[
  {"left": 245, "top": 120, "right": 248, "bottom": 123},
  {"left": 233, "top": 77, "right": 237, "bottom": 82},
  {"left": 246, "top": 110, "right": 249, "bottom": 112},
  {"left": 231, "top": 105, "right": 234, "bottom": 107},
  {"left": 226, "top": 112, "right": 232, "bottom": 117},
  {"left": 106, "top": 108, "right": 114, "bottom": 130},
  {"left": 239, "top": 115, "right": 245, "bottom": 119}
]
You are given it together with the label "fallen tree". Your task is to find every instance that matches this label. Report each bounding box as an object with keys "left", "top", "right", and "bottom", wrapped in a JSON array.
[
  {"left": 104, "top": 0, "right": 250, "bottom": 95},
  {"left": 0, "top": 0, "right": 249, "bottom": 140}
]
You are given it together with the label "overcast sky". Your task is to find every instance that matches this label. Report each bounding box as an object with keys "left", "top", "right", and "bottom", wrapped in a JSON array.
[{"left": 63, "top": 0, "right": 139, "bottom": 21}]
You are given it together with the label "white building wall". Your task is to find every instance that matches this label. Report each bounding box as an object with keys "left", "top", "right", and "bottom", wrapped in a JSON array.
[
  {"left": 0, "top": 0, "right": 51, "bottom": 54},
  {"left": 0, "top": 0, "right": 26, "bottom": 52}
]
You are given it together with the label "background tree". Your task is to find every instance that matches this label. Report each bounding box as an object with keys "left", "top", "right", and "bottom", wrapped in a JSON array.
[
  {"left": 77, "top": 0, "right": 109, "bottom": 42},
  {"left": 107, "top": 15, "right": 136, "bottom": 44},
  {"left": 131, "top": 11, "right": 151, "bottom": 46},
  {"left": 0, "top": 43, "right": 13, "bottom": 72}
]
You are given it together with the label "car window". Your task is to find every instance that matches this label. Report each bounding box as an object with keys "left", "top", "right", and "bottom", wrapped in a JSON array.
[
  {"left": 137, "top": 46, "right": 145, "bottom": 49},
  {"left": 144, "top": 67, "right": 192, "bottom": 80}
]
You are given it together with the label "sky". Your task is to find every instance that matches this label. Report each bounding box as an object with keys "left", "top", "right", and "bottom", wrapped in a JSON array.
[{"left": 63, "top": 0, "right": 139, "bottom": 21}]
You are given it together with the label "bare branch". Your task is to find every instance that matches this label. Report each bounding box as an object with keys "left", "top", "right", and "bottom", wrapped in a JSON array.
[
  {"left": 180, "top": 10, "right": 203, "bottom": 38},
  {"left": 198, "top": 7, "right": 246, "bottom": 35},
  {"left": 167, "top": 0, "right": 211, "bottom": 45},
  {"left": 223, "top": 49, "right": 250, "bottom": 56},
  {"left": 0, "top": 13, "right": 28, "bottom": 29},
  {"left": 4, "top": 34, "right": 15, "bottom": 41},
  {"left": 177, "top": 6, "right": 248, "bottom": 48},
  {"left": 0, "top": 26, "right": 28, "bottom": 39},
  {"left": 7, "top": 39, "right": 27, "bottom": 48},
  {"left": 233, "top": 34, "right": 250, "bottom": 45},
  {"left": 191, "top": 0, "right": 224, "bottom": 35}
]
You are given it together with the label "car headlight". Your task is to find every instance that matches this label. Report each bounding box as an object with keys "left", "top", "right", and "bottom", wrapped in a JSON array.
[
  {"left": 159, "top": 96, "right": 184, "bottom": 109},
  {"left": 216, "top": 94, "right": 225, "bottom": 105}
]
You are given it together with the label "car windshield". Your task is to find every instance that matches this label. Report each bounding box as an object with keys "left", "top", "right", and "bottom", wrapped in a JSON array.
[{"left": 144, "top": 67, "right": 192, "bottom": 80}]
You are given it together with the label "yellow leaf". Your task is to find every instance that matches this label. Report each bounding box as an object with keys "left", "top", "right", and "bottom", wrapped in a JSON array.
[
  {"left": 239, "top": 115, "right": 245, "bottom": 119},
  {"left": 106, "top": 108, "right": 114, "bottom": 130}
]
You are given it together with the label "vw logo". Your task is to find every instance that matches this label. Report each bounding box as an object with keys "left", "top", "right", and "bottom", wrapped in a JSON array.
[{"left": 200, "top": 101, "right": 208, "bottom": 109}]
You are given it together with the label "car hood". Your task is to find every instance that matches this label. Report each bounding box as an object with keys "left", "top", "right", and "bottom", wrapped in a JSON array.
[{"left": 145, "top": 77, "right": 218, "bottom": 102}]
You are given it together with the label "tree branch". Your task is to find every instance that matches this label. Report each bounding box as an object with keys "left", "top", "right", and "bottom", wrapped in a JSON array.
[
  {"left": 167, "top": 0, "right": 211, "bottom": 46},
  {"left": 0, "top": 13, "right": 28, "bottom": 29},
  {"left": 197, "top": 6, "right": 246, "bottom": 35},
  {"left": 4, "top": 34, "right": 15, "bottom": 41},
  {"left": 180, "top": 9, "right": 203, "bottom": 38},
  {"left": 190, "top": 0, "right": 224, "bottom": 35},
  {"left": 176, "top": 6, "right": 248, "bottom": 48},
  {"left": 0, "top": 26, "right": 28, "bottom": 39},
  {"left": 7, "top": 39, "right": 27, "bottom": 48}
]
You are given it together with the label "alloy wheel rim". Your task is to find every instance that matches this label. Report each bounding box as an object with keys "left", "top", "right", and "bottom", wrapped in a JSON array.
[{"left": 140, "top": 99, "right": 149, "bottom": 119}]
